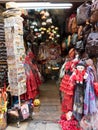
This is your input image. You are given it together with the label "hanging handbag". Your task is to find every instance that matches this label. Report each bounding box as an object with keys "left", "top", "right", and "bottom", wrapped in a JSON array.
[
  {"left": 91, "top": 0, "right": 98, "bottom": 12},
  {"left": 82, "top": 23, "right": 92, "bottom": 39},
  {"left": 75, "top": 40, "right": 84, "bottom": 52},
  {"left": 82, "top": 23, "right": 93, "bottom": 46},
  {"left": 90, "top": 0, "right": 98, "bottom": 23},
  {"left": 71, "top": 16, "right": 78, "bottom": 33},
  {"left": 71, "top": 33, "right": 78, "bottom": 46},
  {"left": 77, "top": 2, "right": 91, "bottom": 25},
  {"left": 68, "top": 13, "right": 76, "bottom": 33},
  {"left": 86, "top": 32, "right": 98, "bottom": 57},
  {"left": 90, "top": 10, "right": 98, "bottom": 23},
  {"left": 78, "top": 25, "right": 83, "bottom": 40}
]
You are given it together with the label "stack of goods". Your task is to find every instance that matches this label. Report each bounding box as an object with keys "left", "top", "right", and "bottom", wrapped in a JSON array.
[
  {"left": 3, "top": 2, "right": 26, "bottom": 96},
  {"left": 0, "top": 15, "right": 8, "bottom": 88}
]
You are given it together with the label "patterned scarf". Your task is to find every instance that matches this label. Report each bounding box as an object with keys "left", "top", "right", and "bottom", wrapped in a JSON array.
[{"left": 84, "top": 66, "right": 97, "bottom": 115}]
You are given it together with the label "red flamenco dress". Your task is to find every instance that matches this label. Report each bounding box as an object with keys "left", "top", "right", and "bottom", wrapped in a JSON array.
[
  {"left": 60, "top": 61, "right": 75, "bottom": 113},
  {"left": 21, "top": 52, "right": 42, "bottom": 100}
]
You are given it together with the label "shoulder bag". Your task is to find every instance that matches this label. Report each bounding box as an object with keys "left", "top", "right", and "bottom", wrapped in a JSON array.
[
  {"left": 86, "top": 32, "right": 98, "bottom": 57},
  {"left": 77, "top": 2, "right": 91, "bottom": 25}
]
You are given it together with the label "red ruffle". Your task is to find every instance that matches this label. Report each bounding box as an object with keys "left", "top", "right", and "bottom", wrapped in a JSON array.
[
  {"left": 65, "top": 61, "right": 72, "bottom": 71},
  {"left": 21, "top": 70, "right": 41, "bottom": 100},
  {"left": 60, "top": 74, "right": 74, "bottom": 95},
  {"left": 58, "top": 119, "right": 82, "bottom": 130},
  {"left": 94, "top": 82, "right": 98, "bottom": 96}
]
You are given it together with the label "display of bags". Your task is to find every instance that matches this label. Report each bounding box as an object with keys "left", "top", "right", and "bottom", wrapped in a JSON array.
[
  {"left": 86, "top": 32, "right": 98, "bottom": 57},
  {"left": 77, "top": 2, "right": 91, "bottom": 25}
]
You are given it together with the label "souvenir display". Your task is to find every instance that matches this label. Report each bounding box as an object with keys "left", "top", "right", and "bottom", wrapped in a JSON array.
[{"left": 4, "top": 7, "right": 26, "bottom": 96}]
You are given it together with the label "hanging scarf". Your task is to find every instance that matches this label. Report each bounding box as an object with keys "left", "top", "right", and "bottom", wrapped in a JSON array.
[{"left": 84, "top": 66, "right": 97, "bottom": 115}]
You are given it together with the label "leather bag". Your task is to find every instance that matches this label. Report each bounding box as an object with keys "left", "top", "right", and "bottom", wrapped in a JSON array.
[
  {"left": 90, "top": 10, "right": 98, "bottom": 23},
  {"left": 86, "top": 32, "right": 98, "bottom": 57},
  {"left": 78, "top": 26, "right": 83, "bottom": 40},
  {"left": 90, "top": 0, "right": 98, "bottom": 23},
  {"left": 68, "top": 14, "right": 76, "bottom": 33},
  {"left": 77, "top": 2, "right": 91, "bottom": 25},
  {"left": 71, "top": 16, "right": 78, "bottom": 33},
  {"left": 71, "top": 33, "right": 78, "bottom": 46},
  {"left": 75, "top": 40, "right": 84, "bottom": 52},
  {"left": 82, "top": 24, "right": 93, "bottom": 46},
  {"left": 91, "top": 0, "right": 98, "bottom": 12}
]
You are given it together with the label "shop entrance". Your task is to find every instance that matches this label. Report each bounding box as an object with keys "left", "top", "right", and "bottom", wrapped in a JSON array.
[{"left": 1, "top": 0, "right": 98, "bottom": 130}]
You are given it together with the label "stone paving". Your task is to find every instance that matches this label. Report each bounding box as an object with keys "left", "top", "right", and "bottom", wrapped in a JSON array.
[
  {"left": 6, "top": 80, "right": 62, "bottom": 130},
  {"left": 26, "top": 121, "right": 61, "bottom": 130}
]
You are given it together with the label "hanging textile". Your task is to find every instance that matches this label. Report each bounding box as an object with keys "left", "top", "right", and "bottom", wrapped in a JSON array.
[
  {"left": 21, "top": 51, "right": 42, "bottom": 100},
  {"left": 84, "top": 66, "right": 97, "bottom": 115}
]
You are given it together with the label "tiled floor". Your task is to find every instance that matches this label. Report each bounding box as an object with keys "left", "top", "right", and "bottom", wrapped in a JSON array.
[
  {"left": 6, "top": 79, "right": 62, "bottom": 130},
  {"left": 33, "top": 80, "right": 61, "bottom": 121}
]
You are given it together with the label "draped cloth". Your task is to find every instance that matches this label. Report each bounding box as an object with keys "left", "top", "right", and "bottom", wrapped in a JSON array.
[
  {"left": 73, "top": 83, "right": 85, "bottom": 121},
  {"left": 84, "top": 66, "right": 97, "bottom": 115}
]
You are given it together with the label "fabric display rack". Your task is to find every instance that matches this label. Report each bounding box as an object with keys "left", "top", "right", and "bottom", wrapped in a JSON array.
[
  {"left": 0, "top": 10, "right": 8, "bottom": 130},
  {"left": 59, "top": 0, "right": 98, "bottom": 130}
]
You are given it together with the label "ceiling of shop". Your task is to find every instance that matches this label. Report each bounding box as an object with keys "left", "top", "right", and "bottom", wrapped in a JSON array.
[
  {"left": 0, "top": 0, "right": 90, "bottom": 2},
  {"left": 0, "top": 0, "right": 86, "bottom": 18},
  {"left": 0, "top": 0, "right": 91, "bottom": 30}
]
